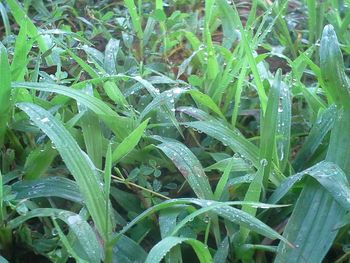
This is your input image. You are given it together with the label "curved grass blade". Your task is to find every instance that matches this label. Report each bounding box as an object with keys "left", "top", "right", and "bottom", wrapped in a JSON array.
[
  {"left": 12, "top": 177, "right": 82, "bottom": 203},
  {"left": 154, "top": 136, "right": 213, "bottom": 199},
  {"left": 52, "top": 218, "right": 88, "bottom": 263},
  {"left": 145, "top": 236, "right": 213, "bottom": 263},
  {"left": 269, "top": 161, "right": 350, "bottom": 210},
  {"left": 110, "top": 198, "right": 291, "bottom": 247},
  {"left": 184, "top": 121, "right": 259, "bottom": 167},
  {"left": 17, "top": 102, "right": 113, "bottom": 241},
  {"left": 8, "top": 208, "right": 103, "bottom": 263},
  {"left": 12, "top": 82, "right": 118, "bottom": 117}
]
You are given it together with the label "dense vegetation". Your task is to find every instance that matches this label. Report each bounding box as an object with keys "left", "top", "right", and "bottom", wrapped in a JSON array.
[{"left": 1, "top": 0, "right": 350, "bottom": 262}]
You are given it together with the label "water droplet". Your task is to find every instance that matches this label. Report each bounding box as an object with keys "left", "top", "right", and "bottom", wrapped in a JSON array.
[{"left": 260, "top": 159, "right": 268, "bottom": 167}]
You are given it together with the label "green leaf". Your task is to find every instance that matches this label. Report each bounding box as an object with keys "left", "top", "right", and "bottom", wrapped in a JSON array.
[
  {"left": 23, "top": 142, "right": 57, "bottom": 180},
  {"left": 12, "top": 177, "right": 82, "bottom": 203},
  {"left": 154, "top": 137, "right": 213, "bottom": 199},
  {"left": 293, "top": 105, "right": 337, "bottom": 172},
  {"left": 12, "top": 82, "right": 117, "bottom": 117},
  {"left": 111, "top": 198, "right": 291, "bottom": 247},
  {"left": 184, "top": 121, "right": 260, "bottom": 167},
  {"left": 145, "top": 237, "right": 213, "bottom": 263},
  {"left": 104, "top": 39, "right": 119, "bottom": 75},
  {"left": 112, "top": 118, "right": 149, "bottom": 163},
  {"left": 8, "top": 208, "right": 103, "bottom": 263},
  {"left": 320, "top": 24, "right": 350, "bottom": 108},
  {"left": 269, "top": 161, "right": 350, "bottom": 210},
  {"left": 0, "top": 44, "right": 11, "bottom": 146},
  {"left": 6, "top": 0, "right": 53, "bottom": 65},
  {"left": 112, "top": 235, "right": 147, "bottom": 263},
  {"left": 17, "top": 102, "right": 113, "bottom": 241}
]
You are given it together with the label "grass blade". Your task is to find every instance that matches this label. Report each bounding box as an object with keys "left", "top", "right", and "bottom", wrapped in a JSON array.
[
  {"left": 154, "top": 137, "right": 213, "bottom": 199},
  {"left": 8, "top": 208, "right": 103, "bottom": 263},
  {"left": 275, "top": 25, "right": 350, "bottom": 263},
  {"left": 12, "top": 177, "right": 82, "bottom": 203},
  {"left": 0, "top": 44, "right": 11, "bottom": 146},
  {"left": 112, "top": 118, "right": 149, "bottom": 163},
  {"left": 17, "top": 102, "right": 113, "bottom": 241},
  {"left": 145, "top": 237, "right": 213, "bottom": 263}
]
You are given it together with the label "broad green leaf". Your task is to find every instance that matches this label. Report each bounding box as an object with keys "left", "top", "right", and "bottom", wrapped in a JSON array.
[
  {"left": 187, "top": 89, "right": 225, "bottom": 119},
  {"left": 52, "top": 218, "right": 88, "bottom": 263},
  {"left": 103, "top": 81, "right": 128, "bottom": 106},
  {"left": 276, "top": 81, "right": 291, "bottom": 170},
  {"left": 214, "top": 157, "right": 234, "bottom": 200},
  {"left": 78, "top": 85, "right": 104, "bottom": 169},
  {"left": 0, "top": 255, "right": 8, "bottom": 263},
  {"left": 17, "top": 102, "right": 113, "bottom": 241},
  {"left": 0, "top": 2, "right": 11, "bottom": 37},
  {"left": 214, "top": 237, "right": 229, "bottom": 263},
  {"left": 124, "top": 0, "right": 143, "bottom": 39},
  {"left": 140, "top": 88, "right": 187, "bottom": 120}
]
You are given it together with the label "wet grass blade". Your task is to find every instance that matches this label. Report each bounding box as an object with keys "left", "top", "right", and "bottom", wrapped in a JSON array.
[
  {"left": 154, "top": 137, "right": 213, "bottom": 199},
  {"left": 0, "top": 44, "right": 11, "bottom": 146},
  {"left": 111, "top": 198, "right": 291, "bottom": 247},
  {"left": 112, "top": 118, "right": 149, "bottom": 163},
  {"left": 184, "top": 121, "right": 260, "bottom": 167},
  {"left": 145, "top": 237, "right": 212, "bottom": 263},
  {"left": 275, "top": 25, "right": 350, "bottom": 263},
  {"left": 12, "top": 177, "right": 82, "bottom": 203},
  {"left": 320, "top": 25, "right": 350, "bottom": 108},
  {"left": 293, "top": 105, "right": 337, "bottom": 172},
  {"left": 8, "top": 208, "right": 103, "bottom": 263},
  {"left": 239, "top": 69, "right": 283, "bottom": 243},
  {"left": 12, "top": 82, "right": 118, "bottom": 117},
  {"left": 17, "top": 102, "right": 113, "bottom": 242},
  {"left": 6, "top": 0, "right": 53, "bottom": 65}
]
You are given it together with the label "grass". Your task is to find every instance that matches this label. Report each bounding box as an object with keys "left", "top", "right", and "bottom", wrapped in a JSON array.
[{"left": 0, "top": 0, "right": 350, "bottom": 262}]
